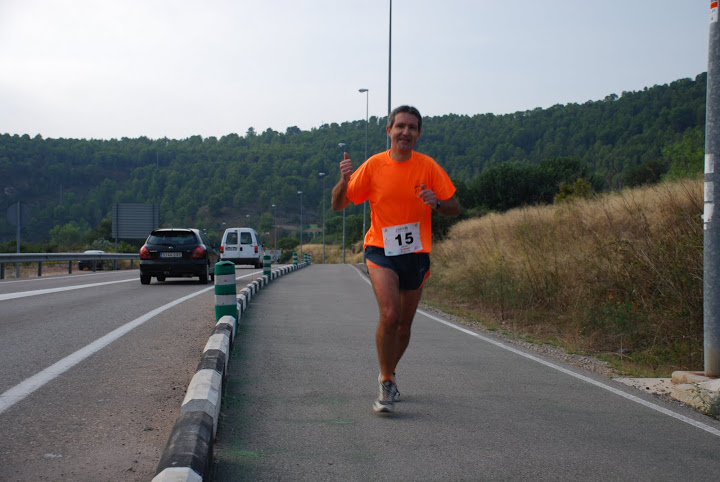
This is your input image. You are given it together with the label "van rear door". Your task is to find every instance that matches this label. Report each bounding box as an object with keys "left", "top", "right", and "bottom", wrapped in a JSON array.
[
  {"left": 223, "top": 231, "right": 239, "bottom": 254},
  {"left": 240, "top": 231, "right": 253, "bottom": 246}
]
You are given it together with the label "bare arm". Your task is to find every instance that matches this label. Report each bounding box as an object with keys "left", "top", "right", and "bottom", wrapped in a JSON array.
[
  {"left": 436, "top": 194, "right": 461, "bottom": 217},
  {"left": 331, "top": 178, "right": 351, "bottom": 211},
  {"left": 419, "top": 189, "right": 461, "bottom": 217},
  {"left": 331, "top": 156, "right": 354, "bottom": 211}
]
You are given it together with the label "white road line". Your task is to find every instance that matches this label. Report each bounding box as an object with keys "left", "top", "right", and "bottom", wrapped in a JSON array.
[
  {"left": 0, "top": 270, "right": 264, "bottom": 301},
  {"left": 0, "top": 279, "right": 136, "bottom": 301},
  {"left": 0, "top": 286, "right": 213, "bottom": 415},
  {"left": 0, "top": 271, "right": 260, "bottom": 416},
  {"left": 352, "top": 268, "right": 720, "bottom": 438}
]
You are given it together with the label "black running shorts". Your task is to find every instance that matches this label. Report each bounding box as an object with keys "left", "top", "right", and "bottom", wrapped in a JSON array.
[{"left": 364, "top": 245, "right": 431, "bottom": 290}]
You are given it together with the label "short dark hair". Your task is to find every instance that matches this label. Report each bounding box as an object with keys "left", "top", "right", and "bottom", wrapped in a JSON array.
[{"left": 387, "top": 105, "right": 422, "bottom": 132}]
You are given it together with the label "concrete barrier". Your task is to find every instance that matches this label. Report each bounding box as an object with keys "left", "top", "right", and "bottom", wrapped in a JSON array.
[
  {"left": 153, "top": 411, "right": 213, "bottom": 482},
  {"left": 181, "top": 369, "right": 223, "bottom": 435},
  {"left": 155, "top": 263, "right": 310, "bottom": 480}
]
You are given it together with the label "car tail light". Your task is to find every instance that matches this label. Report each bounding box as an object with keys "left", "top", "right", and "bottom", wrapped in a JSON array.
[
  {"left": 254, "top": 245, "right": 258, "bottom": 253},
  {"left": 191, "top": 246, "right": 206, "bottom": 259},
  {"left": 139, "top": 246, "right": 151, "bottom": 259},
  {"left": 220, "top": 246, "right": 224, "bottom": 254}
]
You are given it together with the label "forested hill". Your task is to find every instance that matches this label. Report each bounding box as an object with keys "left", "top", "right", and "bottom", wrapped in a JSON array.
[{"left": 0, "top": 73, "right": 707, "bottom": 247}]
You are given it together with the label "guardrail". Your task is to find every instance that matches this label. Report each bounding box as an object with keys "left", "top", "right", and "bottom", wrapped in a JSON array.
[{"left": 0, "top": 253, "right": 139, "bottom": 280}]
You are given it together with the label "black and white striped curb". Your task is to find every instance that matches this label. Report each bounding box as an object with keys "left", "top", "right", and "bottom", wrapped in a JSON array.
[{"left": 153, "top": 263, "right": 308, "bottom": 482}]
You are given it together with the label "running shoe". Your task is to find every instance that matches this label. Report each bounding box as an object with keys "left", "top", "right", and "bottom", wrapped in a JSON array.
[
  {"left": 373, "top": 379, "right": 397, "bottom": 413},
  {"left": 378, "top": 373, "right": 401, "bottom": 402}
]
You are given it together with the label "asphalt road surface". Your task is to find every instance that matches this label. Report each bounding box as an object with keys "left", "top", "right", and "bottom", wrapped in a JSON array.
[
  {"left": 213, "top": 264, "right": 720, "bottom": 481},
  {"left": 0, "top": 267, "right": 262, "bottom": 481}
]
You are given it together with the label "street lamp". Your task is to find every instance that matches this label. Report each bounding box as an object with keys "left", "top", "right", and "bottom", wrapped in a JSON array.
[
  {"left": 298, "top": 191, "right": 303, "bottom": 258},
  {"left": 387, "top": 0, "right": 392, "bottom": 150},
  {"left": 319, "top": 172, "right": 326, "bottom": 263},
  {"left": 359, "top": 88, "right": 369, "bottom": 264},
  {"left": 272, "top": 204, "right": 277, "bottom": 251},
  {"left": 338, "top": 143, "right": 347, "bottom": 264}
]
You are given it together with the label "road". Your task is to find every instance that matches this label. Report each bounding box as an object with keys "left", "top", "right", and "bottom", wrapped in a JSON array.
[
  {"left": 0, "top": 267, "right": 262, "bottom": 481},
  {"left": 213, "top": 264, "right": 720, "bottom": 481}
]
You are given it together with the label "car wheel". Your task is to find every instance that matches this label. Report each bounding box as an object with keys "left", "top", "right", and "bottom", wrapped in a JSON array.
[
  {"left": 199, "top": 264, "right": 209, "bottom": 284},
  {"left": 140, "top": 274, "right": 151, "bottom": 285},
  {"left": 157, "top": 275, "right": 166, "bottom": 282}
]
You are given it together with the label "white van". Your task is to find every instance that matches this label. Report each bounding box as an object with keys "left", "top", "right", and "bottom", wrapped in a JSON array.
[{"left": 220, "top": 227, "right": 264, "bottom": 268}]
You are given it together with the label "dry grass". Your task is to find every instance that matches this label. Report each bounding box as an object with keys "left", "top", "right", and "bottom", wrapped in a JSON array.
[
  {"left": 299, "top": 243, "right": 364, "bottom": 265},
  {"left": 425, "top": 178, "right": 704, "bottom": 376}
]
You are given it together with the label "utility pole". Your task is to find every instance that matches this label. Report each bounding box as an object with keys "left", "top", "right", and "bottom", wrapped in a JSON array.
[{"left": 705, "top": 0, "right": 720, "bottom": 376}]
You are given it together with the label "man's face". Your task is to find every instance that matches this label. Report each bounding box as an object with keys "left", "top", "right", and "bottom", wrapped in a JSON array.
[{"left": 387, "top": 112, "right": 421, "bottom": 151}]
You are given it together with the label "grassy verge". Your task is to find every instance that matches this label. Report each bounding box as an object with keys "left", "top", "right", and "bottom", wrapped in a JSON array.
[{"left": 424, "top": 178, "right": 703, "bottom": 377}]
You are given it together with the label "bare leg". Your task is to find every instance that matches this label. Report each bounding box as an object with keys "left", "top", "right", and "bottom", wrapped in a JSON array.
[{"left": 369, "top": 267, "right": 424, "bottom": 382}]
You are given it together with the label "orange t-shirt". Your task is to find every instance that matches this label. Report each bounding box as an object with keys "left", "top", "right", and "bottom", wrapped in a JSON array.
[{"left": 346, "top": 150, "right": 456, "bottom": 253}]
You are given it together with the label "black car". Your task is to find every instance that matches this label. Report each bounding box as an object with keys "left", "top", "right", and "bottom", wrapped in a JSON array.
[{"left": 139, "top": 228, "right": 219, "bottom": 284}]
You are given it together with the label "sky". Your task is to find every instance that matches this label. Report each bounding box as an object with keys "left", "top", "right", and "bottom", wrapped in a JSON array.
[{"left": 0, "top": 0, "right": 713, "bottom": 141}]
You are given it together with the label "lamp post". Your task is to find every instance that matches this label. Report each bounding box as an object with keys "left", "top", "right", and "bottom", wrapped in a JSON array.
[
  {"left": 298, "top": 191, "right": 303, "bottom": 258},
  {"left": 272, "top": 204, "right": 277, "bottom": 251},
  {"left": 338, "top": 143, "right": 347, "bottom": 264},
  {"left": 319, "top": 172, "right": 326, "bottom": 263},
  {"left": 387, "top": 0, "right": 392, "bottom": 150},
  {"left": 358, "top": 88, "right": 369, "bottom": 264}
]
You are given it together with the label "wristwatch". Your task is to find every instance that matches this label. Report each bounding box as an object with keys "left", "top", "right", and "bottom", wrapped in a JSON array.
[{"left": 435, "top": 200, "right": 441, "bottom": 209}]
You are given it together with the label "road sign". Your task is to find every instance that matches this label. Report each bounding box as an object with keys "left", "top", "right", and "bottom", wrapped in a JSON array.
[{"left": 6, "top": 202, "right": 31, "bottom": 227}]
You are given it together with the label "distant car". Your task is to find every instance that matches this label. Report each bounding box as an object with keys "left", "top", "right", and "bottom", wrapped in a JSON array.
[
  {"left": 220, "top": 227, "right": 264, "bottom": 268},
  {"left": 139, "top": 228, "right": 219, "bottom": 285},
  {"left": 78, "top": 250, "right": 106, "bottom": 271}
]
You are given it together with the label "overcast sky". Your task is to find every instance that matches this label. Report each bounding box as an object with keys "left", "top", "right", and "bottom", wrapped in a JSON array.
[{"left": 0, "top": 1, "right": 712, "bottom": 140}]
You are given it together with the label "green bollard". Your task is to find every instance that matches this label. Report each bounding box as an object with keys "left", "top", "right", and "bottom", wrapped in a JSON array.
[
  {"left": 263, "top": 254, "right": 271, "bottom": 279},
  {"left": 214, "top": 261, "right": 238, "bottom": 323},
  {"left": 292, "top": 252, "right": 298, "bottom": 266}
]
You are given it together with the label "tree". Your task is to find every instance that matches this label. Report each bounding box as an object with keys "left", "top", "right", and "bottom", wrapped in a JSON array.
[
  {"left": 0, "top": 72, "right": 708, "bottom": 244},
  {"left": 49, "top": 221, "right": 90, "bottom": 248},
  {"left": 625, "top": 159, "right": 668, "bottom": 187},
  {"left": 664, "top": 127, "right": 704, "bottom": 180}
]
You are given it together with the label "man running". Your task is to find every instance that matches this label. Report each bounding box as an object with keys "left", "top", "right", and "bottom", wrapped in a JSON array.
[{"left": 331, "top": 105, "right": 461, "bottom": 413}]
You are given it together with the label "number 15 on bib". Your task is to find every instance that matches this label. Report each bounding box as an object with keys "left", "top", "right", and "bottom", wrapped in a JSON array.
[{"left": 382, "top": 222, "right": 423, "bottom": 256}]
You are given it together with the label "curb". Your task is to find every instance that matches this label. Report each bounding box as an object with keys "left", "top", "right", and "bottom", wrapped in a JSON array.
[{"left": 153, "top": 262, "right": 308, "bottom": 481}]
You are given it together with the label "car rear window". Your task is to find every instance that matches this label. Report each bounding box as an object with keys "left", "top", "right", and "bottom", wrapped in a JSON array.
[
  {"left": 240, "top": 232, "right": 252, "bottom": 244},
  {"left": 226, "top": 232, "right": 238, "bottom": 244},
  {"left": 149, "top": 232, "right": 197, "bottom": 245}
]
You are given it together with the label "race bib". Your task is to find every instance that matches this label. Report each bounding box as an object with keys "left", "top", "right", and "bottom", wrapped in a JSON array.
[{"left": 382, "top": 222, "right": 423, "bottom": 256}]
